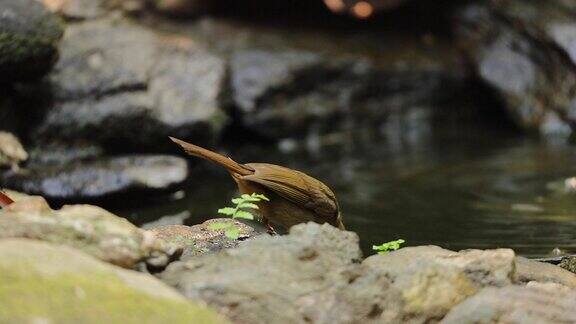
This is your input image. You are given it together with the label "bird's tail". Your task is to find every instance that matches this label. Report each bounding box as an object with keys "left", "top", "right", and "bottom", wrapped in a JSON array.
[{"left": 170, "top": 137, "right": 254, "bottom": 176}]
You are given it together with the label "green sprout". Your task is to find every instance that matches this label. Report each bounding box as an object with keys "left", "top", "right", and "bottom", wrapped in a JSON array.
[
  {"left": 208, "top": 193, "right": 269, "bottom": 240},
  {"left": 372, "top": 239, "right": 405, "bottom": 254}
]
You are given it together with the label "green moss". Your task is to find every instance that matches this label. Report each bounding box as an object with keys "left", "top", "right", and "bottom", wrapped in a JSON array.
[{"left": 0, "top": 261, "right": 226, "bottom": 323}]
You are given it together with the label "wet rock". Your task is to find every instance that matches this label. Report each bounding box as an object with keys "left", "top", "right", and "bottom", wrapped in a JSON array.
[
  {"left": 456, "top": 1, "right": 576, "bottom": 137},
  {"left": 0, "top": 131, "right": 28, "bottom": 171},
  {"left": 33, "top": 19, "right": 227, "bottom": 151},
  {"left": 0, "top": 196, "right": 181, "bottom": 269},
  {"left": 0, "top": 0, "right": 64, "bottom": 83},
  {"left": 149, "top": 218, "right": 263, "bottom": 260},
  {"left": 0, "top": 238, "right": 227, "bottom": 323},
  {"left": 230, "top": 49, "right": 462, "bottom": 139},
  {"left": 515, "top": 256, "right": 576, "bottom": 288},
  {"left": 441, "top": 283, "right": 576, "bottom": 323},
  {"left": 161, "top": 223, "right": 362, "bottom": 323},
  {"left": 1, "top": 155, "right": 188, "bottom": 202}
]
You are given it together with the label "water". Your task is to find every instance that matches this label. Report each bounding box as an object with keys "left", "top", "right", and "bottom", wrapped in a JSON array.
[{"left": 122, "top": 119, "right": 576, "bottom": 258}]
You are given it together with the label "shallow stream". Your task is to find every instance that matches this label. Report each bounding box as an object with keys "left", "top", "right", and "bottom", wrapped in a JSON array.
[{"left": 124, "top": 120, "right": 576, "bottom": 258}]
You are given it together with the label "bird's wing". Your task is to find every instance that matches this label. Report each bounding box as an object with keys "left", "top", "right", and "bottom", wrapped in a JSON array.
[{"left": 241, "top": 163, "right": 339, "bottom": 222}]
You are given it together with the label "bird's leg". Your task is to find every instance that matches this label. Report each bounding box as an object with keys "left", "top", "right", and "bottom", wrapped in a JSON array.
[{"left": 262, "top": 218, "right": 278, "bottom": 236}]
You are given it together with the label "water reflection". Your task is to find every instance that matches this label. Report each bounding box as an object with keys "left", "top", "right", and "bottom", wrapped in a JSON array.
[{"left": 124, "top": 121, "right": 576, "bottom": 258}]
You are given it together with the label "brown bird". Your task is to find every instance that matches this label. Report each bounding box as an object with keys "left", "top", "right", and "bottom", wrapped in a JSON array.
[{"left": 170, "top": 137, "right": 345, "bottom": 231}]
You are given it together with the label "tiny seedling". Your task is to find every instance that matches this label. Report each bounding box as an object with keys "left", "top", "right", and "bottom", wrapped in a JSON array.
[
  {"left": 372, "top": 239, "right": 405, "bottom": 254},
  {"left": 208, "top": 193, "right": 269, "bottom": 239}
]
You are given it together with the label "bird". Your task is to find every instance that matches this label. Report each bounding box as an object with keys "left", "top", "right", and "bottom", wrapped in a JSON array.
[{"left": 170, "top": 137, "right": 345, "bottom": 232}]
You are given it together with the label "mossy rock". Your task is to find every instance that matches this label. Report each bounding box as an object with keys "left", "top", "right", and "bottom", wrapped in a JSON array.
[
  {"left": 0, "top": 0, "right": 64, "bottom": 82},
  {"left": 0, "top": 238, "right": 227, "bottom": 323}
]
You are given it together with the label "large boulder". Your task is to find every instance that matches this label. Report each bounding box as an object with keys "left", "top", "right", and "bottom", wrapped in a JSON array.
[
  {"left": 0, "top": 0, "right": 64, "bottom": 83},
  {"left": 456, "top": 1, "right": 576, "bottom": 137},
  {"left": 31, "top": 19, "right": 227, "bottom": 151},
  {"left": 161, "top": 223, "right": 362, "bottom": 324},
  {"left": 0, "top": 238, "right": 227, "bottom": 323},
  {"left": 0, "top": 196, "right": 180, "bottom": 269}
]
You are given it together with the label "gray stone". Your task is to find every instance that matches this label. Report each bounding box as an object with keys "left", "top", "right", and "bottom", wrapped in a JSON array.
[
  {"left": 0, "top": 0, "right": 64, "bottom": 82},
  {"left": 161, "top": 223, "right": 362, "bottom": 324},
  {"left": 515, "top": 256, "right": 576, "bottom": 288},
  {"left": 441, "top": 283, "right": 576, "bottom": 324},
  {"left": 230, "top": 49, "right": 461, "bottom": 140},
  {"left": 33, "top": 19, "right": 227, "bottom": 150},
  {"left": 0, "top": 196, "right": 181, "bottom": 269},
  {"left": 0, "top": 155, "right": 188, "bottom": 202},
  {"left": 361, "top": 246, "right": 515, "bottom": 322},
  {"left": 456, "top": 1, "right": 576, "bottom": 138}
]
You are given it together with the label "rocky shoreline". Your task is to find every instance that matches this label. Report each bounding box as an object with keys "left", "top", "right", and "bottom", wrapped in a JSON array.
[{"left": 0, "top": 194, "right": 575, "bottom": 323}]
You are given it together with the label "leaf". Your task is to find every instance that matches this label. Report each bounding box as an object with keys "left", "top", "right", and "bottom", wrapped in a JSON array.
[
  {"left": 225, "top": 227, "right": 240, "bottom": 240},
  {"left": 237, "top": 202, "right": 259, "bottom": 210},
  {"left": 233, "top": 210, "right": 254, "bottom": 220},
  {"left": 252, "top": 193, "right": 270, "bottom": 201},
  {"left": 240, "top": 194, "right": 260, "bottom": 202},
  {"left": 208, "top": 222, "right": 232, "bottom": 230},
  {"left": 218, "top": 207, "right": 236, "bottom": 216},
  {"left": 372, "top": 239, "right": 405, "bottom": 254},
  {"left": 232, "top": 198, "right": 244, "bottom": 205}
]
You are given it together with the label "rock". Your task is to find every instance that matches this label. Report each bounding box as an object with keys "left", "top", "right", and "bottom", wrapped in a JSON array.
[
  {"left": 0, "top": 196, "right": 181, "bottom": 269},
  {"left": 0, "top": 239, "right": 227, "bottom": 323},
  {"left": 559, "top": 256, "right": 576, "bottom": 274},
  {"left": 161, "top": 223, "right": 362, "bottom": 324},
  {"left": 149, "top": 218, "right": 263, "bottom": 260},
  {"left": 230, "top": 49, "right": 462, "bottom": 139},
  {"left": 0, "top": 0, "right": 64, "bottom": 83},
  {"left": 515, "top": 257, "right": 576, "bottom": 288},
  {"left": 360, "top": 246, "right": 515, "bottom": 322},
  {"left": 440, "top": 283, "right": 576, "bottom": 323},
  {"left": 455, "top": 1, "right": 576, "bottom": 138},
  {"left": 1, "top": 155, "right": 188, "bottom": 202},
  {"left": 31, "top": 19, "right": 227, "bottom": 151},
  {"left": 0, "top": 131, "right": 27, "bottom": 171}
]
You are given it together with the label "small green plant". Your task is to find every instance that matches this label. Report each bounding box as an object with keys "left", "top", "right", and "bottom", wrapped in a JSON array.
[
  {"left": 372, "top": 239, "right": 405, "bottom": 254},
  {"left": 208, "top": 193, "right": 269, "bottom": 239}
]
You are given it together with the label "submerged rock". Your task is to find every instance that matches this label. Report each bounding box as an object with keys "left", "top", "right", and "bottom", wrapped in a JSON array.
[
  {"left": 1, "top": 155, "right": 188, "bottom": 202},
  {"left": 456, "top": 1, "right": 576, "bottom": 137},
  {"left": 0, "top": 238, "right": 227, "bottom": 323},
  {"left": 32, "top": 19, "right": 227, "bottom": 151},
  {"left": 0, "top": 196, "right": 180, "bottom": 269},
  {"left": 149, "top": 218, "right": 263, "bottom": 260},
  {"left": 0, "top": 0, "right": 64, "bottom": 83}
]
